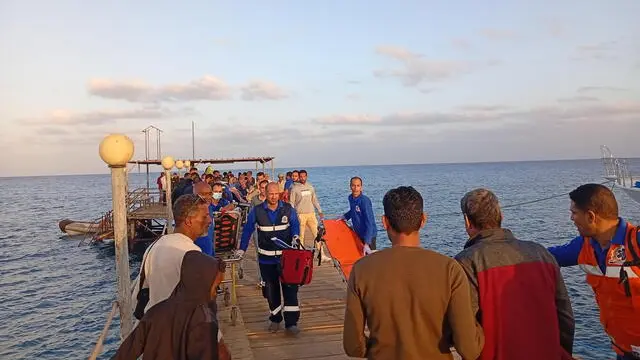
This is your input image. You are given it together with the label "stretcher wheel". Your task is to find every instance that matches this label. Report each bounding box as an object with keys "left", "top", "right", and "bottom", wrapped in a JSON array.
[
  {"left": 223, "top": 289, "right": 231, "bottom": 307},
  {"left": 231, "top": 306, "right": 238, "bottom": 326},
  {"left": 238, "top": 267, "right": 244, "bottom": 279}
]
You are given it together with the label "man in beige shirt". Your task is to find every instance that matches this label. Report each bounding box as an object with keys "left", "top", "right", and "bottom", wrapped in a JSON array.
[{"left": 343, "top": 186, "right": 484, "bottom": 360}]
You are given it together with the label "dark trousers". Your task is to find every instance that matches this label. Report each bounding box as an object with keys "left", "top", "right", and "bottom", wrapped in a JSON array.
[{"left": 259, "top": 263, "right": 300, "bottom": 328}]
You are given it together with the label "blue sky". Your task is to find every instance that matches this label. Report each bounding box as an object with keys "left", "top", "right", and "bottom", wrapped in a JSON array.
[{"left": 1, "top": 0, "right": 639, "bottom": 176}]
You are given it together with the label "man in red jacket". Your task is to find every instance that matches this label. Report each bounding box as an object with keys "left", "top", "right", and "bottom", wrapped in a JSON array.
[{"left": 454, "top": 188, "right": 575, "bottom": 360}]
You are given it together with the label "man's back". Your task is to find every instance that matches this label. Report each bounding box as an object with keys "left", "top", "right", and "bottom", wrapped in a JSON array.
[
  {"left": 344, "top": 246, "right": 484, "bottom": 360},
  {"left": 455, "top": 229, "right": 574, "bottom": 360},
  {"left": 144, "top": 233, "right": 201, "bottom": 311}
]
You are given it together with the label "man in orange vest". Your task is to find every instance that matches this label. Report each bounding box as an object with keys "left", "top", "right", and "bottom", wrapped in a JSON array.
[{"left": 548, "top": 183, "right": 640, "bottom": 360}]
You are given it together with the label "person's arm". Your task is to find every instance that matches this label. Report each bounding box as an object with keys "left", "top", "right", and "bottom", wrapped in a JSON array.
[
  {"left": 343, "top": 267, "right": 367, "bottom": 358},
  {"left": 311, "top": 187, "right": 323, "bottom": 217},
  {"left": 454, "top": 254, "right": 481, "bottom": 321},
  {"left": 547, "top": 236, "right": 583, "bottom": 267},
  {"left": 289, "top": 207, "right": 301, "bottom": 239},
  {"left": 548, "top": 253, "right": 575, "bottom": 355},
  {"left": 363, "top": 197, "right": 376, "bottom": 245},
  {"left": 239, "top": 208, "right": 257, "bottom": 251},
  {"left": 343, "top": 210, "right": 352, "bottom": 221},
  {"left": 289, "top": 186, "right": 297, "bottom": 206},
  {"left": 112, "top": 320, "right": 147, "bottom": 360},
  {"left": 447, "top": 261, "right": 484, "bottom": 360}
]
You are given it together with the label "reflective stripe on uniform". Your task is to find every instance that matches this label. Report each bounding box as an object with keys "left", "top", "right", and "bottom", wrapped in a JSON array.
[
  {"left": 581, "top": 264, "right": 639, "bottom": 278},
  {"left": 580, "top": 264, "right": 603, "bottom": 276},
  {"left": 258, "top": 248, "right": 282, "bottom": 256},
  {"left": 258, "top": 224, "right": 289, "bottom": 232},
  {"left": 283, "top": 306, "right": 300, "bottom": 312},
  {"left": 270, "top": 305, "right": 283, "bottom": 315}
]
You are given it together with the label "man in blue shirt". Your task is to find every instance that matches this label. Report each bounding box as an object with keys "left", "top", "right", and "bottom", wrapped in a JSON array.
[
  {"left": 547, "top": 183, "right": 640, "bottom": 360},
  {"left": 236, "top": 183, "right": 302, "bottom": 335},
  {"left": 341, "top": 176, "right": 377, "bottom": 255}
]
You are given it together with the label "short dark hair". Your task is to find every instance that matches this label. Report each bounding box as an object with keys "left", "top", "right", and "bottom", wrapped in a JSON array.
[
  {"left": 292, "top": 170, "right": 299, "bottom": 174},
  {"left": 286, "top": 171, "right": 292, "bottom": 177},
  {"left": 460, "top": 188, "right": 502, "bottom": 230},
  {"left": 383, "top": 186, "right": 423, "bottom": 234},
  {"left": 173, "top": 194, "right": 207, "bottom": 225},
  {"left": 299, "top": 169, "right": 307, "bottom": 175},
  {"left": 570, "top": 183, "right": 618, "bottom": 220},
  {"left": 212, "top": 182, "right": 224, "bottom": 190},
  {"left": 257, "top": 172, "right": 264, "bottom": 177},
  {"left": 259, "top": 179, "right": 269, "bottom": 187},
  {"left": 350, "top": 176, "right": 362, "bottom": 185}
]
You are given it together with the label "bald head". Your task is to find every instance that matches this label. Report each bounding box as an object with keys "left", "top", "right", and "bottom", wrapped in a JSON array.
[
  {"left": 194, "top": 181, "right": 213, "bottom": 202},
  {"left": 266, "top": 182, "right": 280, "bottom": 207}
]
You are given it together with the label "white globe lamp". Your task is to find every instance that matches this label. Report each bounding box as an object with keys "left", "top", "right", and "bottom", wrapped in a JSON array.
[
  {"left": 161, "top": 156, "right": 175, "bottom": 170},
  {"left": 184, "top": 160, "right": 191, "bottom": 168},
  {"left": 99, "top": 134, "right": 134, "bottom": 167},
  {"left": 176, "top": 160, "right": 184, "bottom": 169}
]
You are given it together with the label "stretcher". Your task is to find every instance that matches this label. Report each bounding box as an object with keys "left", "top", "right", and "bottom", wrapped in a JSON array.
[
  {"left": 317, "top": 219, "right": 365, "bottom": 282},
  {"left": 213, "top": 209, "right": 243, "bottom": 326}
]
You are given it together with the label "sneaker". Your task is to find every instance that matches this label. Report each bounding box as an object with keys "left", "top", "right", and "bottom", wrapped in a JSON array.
[
  {"left": 285, "top": 325, "right": 300, "bottom": 336},
  {"left": 268, "top": 321, "right": 280, "bottom": 333}
]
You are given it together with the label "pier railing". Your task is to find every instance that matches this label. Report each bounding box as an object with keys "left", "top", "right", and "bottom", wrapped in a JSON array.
[
  {"left": 126, "top": 188, "right": 163, "bottom": 212},
  {"left": 601, "top": 145, "right": 635, "bottom": 186}
]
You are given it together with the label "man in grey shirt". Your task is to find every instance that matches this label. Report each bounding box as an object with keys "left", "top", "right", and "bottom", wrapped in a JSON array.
[{"left": 289, "top": 169, "right": 331, "bottom": 261}]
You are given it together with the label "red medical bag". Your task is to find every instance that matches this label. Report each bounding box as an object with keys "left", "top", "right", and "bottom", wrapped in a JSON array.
[{"left": 279, "top": 248, "right": 314, "bottom": 286}]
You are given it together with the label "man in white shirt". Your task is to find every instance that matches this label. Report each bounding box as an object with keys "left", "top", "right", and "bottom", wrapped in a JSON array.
[{"left": 133, "top": 194, "right": 212, "bottom": 312}]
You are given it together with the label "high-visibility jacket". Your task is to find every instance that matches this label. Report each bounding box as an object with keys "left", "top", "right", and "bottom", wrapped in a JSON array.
[{"left": 578, "top": 223, "right": 640, "bottom": 358}]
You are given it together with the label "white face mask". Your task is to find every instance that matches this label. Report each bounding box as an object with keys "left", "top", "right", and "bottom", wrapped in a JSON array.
[{"left": 212, "top": 192, "right": 222, "bottom": 200}]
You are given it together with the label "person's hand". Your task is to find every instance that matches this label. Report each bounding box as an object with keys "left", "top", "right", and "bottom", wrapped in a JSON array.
[
  {"left": 363, "top": 244, "right": 372, "bottom": 256},
  {"left": 318, "top": 212, "right": 324, "bottom": 221},
  {"left": 235, "top": 249, "right": 245, "bottom": 259},
  {"left": 291, "top": 235, "right": 300, "bottom": 248}
]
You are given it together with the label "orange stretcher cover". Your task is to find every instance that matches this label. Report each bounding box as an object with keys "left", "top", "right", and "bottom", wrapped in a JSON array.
[{"left": 322, "top": 219, "right": 364, "bottom": 281}]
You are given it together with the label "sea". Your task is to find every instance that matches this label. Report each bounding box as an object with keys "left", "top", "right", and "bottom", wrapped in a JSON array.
[{"left": 1, "top": 159, "right": 639, "bottom": 360}]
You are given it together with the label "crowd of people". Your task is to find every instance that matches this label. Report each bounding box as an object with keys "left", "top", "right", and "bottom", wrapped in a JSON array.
[{"left": 114, "top": 168, "right": 639, "bottom": 360}]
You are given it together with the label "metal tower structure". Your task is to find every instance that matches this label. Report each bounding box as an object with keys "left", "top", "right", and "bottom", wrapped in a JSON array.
[{"left": 141, "top": 125, "right": 163, "bottom": 189}]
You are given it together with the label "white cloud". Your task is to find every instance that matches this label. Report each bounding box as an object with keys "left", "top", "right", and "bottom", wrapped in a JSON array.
[
  {"left": 240, "top": 81, "right": 288, "bottom": 101},
  {"left": 480, "top": 28, "right": 516, "bottom": 40},
  {"left": 373, "top": 45, "right": 469, "bottom": 86},
  {"left": 88, "top": 76, "right": 233, "bottom": 103},
  {"left": 22, "top": 106, "right": 195, "bottom": 126},
  {"left": 573, "top": 41, "right": 617, "bottom": 61}
]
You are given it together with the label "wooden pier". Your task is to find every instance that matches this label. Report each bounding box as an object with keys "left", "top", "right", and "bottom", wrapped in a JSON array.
[{"left": 217, "top": 241, "right": 352, "bottom": 360}]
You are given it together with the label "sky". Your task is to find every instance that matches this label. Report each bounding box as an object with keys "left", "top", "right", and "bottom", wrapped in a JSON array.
[{"left": 1, "top": 0, "right": 639, "bottom": 177}]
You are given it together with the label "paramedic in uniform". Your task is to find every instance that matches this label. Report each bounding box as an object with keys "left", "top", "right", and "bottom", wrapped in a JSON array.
[
  {"left": 548, "top": 183, "right": 640, "bottom": 360},
  {"left": 237, "top": 182, "right": 303, "bottom": 335}
]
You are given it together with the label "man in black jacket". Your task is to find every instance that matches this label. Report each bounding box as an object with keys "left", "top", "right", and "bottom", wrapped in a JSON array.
[{"left": 113, "top": 251, "right": 230, "bottom": 360}]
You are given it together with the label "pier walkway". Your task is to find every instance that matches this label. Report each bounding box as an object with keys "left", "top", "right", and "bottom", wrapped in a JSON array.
[{"left": 217, "top": 241, "right": 351, "bottom": 360}]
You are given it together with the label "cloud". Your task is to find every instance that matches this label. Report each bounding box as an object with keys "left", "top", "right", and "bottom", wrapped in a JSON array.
[
  {"left": 312, "top": 101, "right": 640, "bottom": 128},
  {"left": 346, "top": 80, "right": 362, "bottom": 85},
  {"left": 22, "top": 106, "right": 195, "bottom": 126},
  {"left": 346, "top": 93, "right": 360, "bottom": 101},
  {"left": 573, "top": 41, "right": 617, "bottom": 60},
  {"left": 374, "top": 45, "right": 469, "bottom": 86},
  {"left": 451, "top": 38, "right": 472, "bottom": 50},
  {"left": 480, "top": 28, "right": 515, "bottom": 40},
  {"left": 556, "top": 96, "right": 600, "bottom": 103},
  {"left": 88, "top": 76, "right": 233, "bottom": 103},
  {"left": 577, "top": 86, "right": 628, "bottom": 93},
  {"left": 240, "top": 81, "right": 288, "bottom": 101}
]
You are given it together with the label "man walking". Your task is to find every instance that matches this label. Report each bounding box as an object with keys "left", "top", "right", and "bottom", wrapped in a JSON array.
[
  {"left": 548, "top": 184, "right": 640, "bottom": 360},
  {"left": 343, "top": 186, "right": 484, "bottom": 360},
  {"left": 238, "top": 183, "right": 303, "bottom": 335},
  {"left": 289, "top": 169, "right": 330, "bottom": 261},
  {"left": 454, "top": 188, "right": 575, "bottom": 360},
  {"left": 341, "top": 176, "right": 377, "bottom": 255}
]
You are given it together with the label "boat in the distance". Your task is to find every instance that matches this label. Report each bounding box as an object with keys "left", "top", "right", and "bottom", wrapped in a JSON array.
[
  {"left": 58, "top": 219, "right": 101, "bottom": 236},
  {"left": 601, "top": 145, "right": 640, "bottom": 204}
]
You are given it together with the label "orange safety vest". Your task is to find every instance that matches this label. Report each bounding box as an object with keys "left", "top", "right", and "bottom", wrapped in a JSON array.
[{"left": 578, "top": 223, "right": 640, "bottom": 358}]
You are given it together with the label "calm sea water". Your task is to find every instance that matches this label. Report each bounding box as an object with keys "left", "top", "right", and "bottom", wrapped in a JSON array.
[{"left": 1, "top": 159, "right": 639, "bottom": 359}]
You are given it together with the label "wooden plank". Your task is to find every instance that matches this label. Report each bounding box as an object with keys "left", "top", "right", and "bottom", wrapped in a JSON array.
[{"left": 217, "top": 236, "right": 354, "bottom": 360}]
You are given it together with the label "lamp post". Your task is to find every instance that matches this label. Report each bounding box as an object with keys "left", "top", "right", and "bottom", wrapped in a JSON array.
[
  {"left": 99, "top": 134, "right": 135, "bottom": 339},
  {"left": 176, "top": 160, "right": 184, "bottom": 176},
  {"left": 161, "top": 156, "right": 175, "bottom": 234}
]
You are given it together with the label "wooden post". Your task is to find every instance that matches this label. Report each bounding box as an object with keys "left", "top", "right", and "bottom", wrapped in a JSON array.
[
  {"left": 110, "top": 165, "right": 134, "bottom": 338},
  {"left": 165, "top": 169, "right": 174, "bottom": 234}
]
